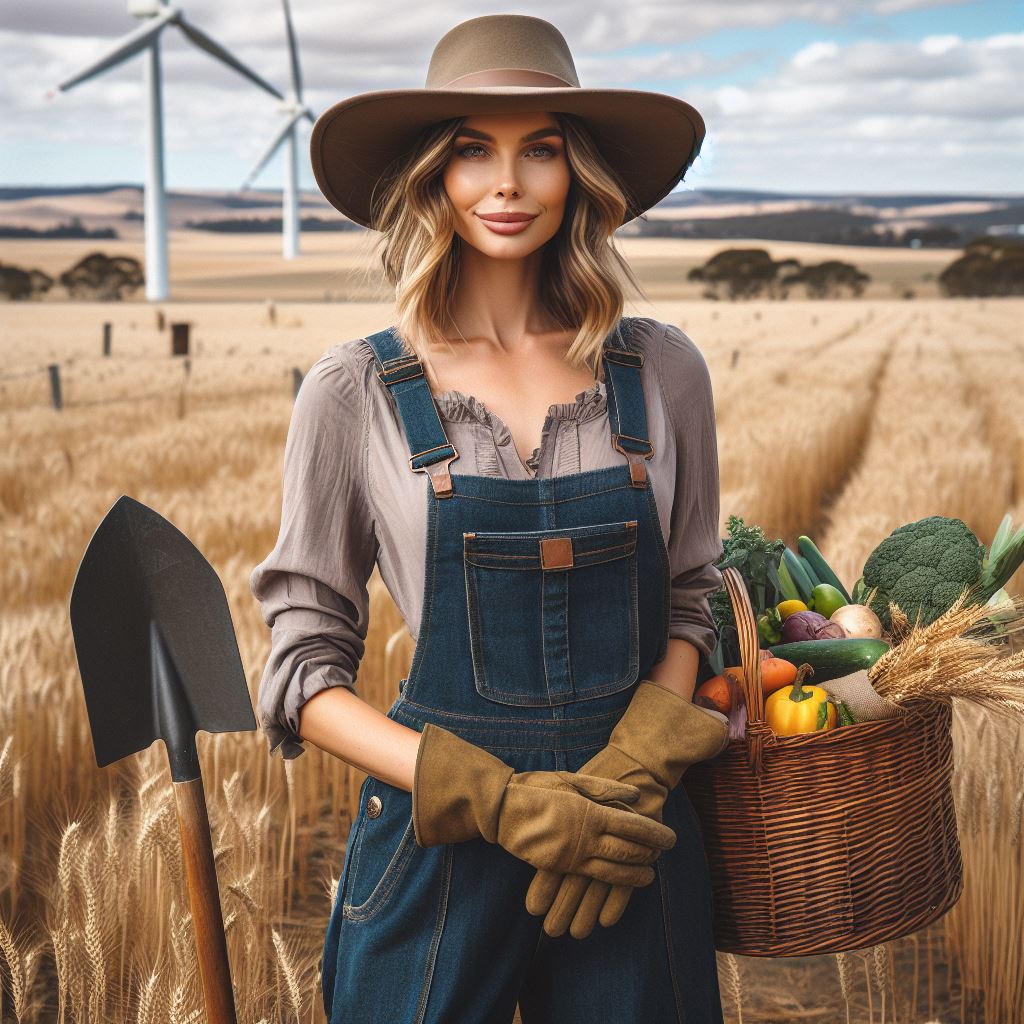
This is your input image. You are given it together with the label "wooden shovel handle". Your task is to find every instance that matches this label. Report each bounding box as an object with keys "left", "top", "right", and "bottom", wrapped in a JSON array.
[{"left": 173, "top": 776, "right": 238, "bottom": 1024}]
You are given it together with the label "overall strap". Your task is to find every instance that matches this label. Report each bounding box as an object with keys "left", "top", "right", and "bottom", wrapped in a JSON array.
[
  {"left": 602, "top": 317, "right": 654, "bottom": 488},
  {"left": 363, "top": 326, "right": 460, "bottom": 499}
]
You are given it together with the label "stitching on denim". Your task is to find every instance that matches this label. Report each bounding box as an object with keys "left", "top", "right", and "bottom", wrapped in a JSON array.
[
  {"left": 464, "top": 559, "right": 488, "bottom": 696},
  {"left": 555, "top": 569, "right": 570, "bottom": 700},
  {"left": 464, "top": 539, "right": 636, "bottom": 566},
  {"left": 452, "top": 479, "right": 631, "bottom": 507},
  {"left": 658, "top": 859, "right": 687, "bottom": 1023},
  {"left": 567, "top": 544, "right": 638, "bottom": 700},
  {"left": 337, "top": 781, "right": 370, "bottom": 913},
  {"left": 403, "top": 486, "right": 439, "bottom": 705},
  {"left": 396, "top": 699, "right": 626, "bottom": 726},
  {"left": 343, "top": 815, "right": 417, "bottom": 922},
  {"left": 414, "top": 843, "right": 453, "bottom": 1024},
  {"left": 644, "top": 483, "right": 673, "bottom": 666}
]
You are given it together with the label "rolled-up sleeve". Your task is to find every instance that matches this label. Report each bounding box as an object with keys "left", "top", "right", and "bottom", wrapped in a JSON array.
[
  {"left": 658, "top": 323, "right": 724, "bottom": 657},
  {"left": 249, "top": 345, "right": 379, "bottom": 759}
]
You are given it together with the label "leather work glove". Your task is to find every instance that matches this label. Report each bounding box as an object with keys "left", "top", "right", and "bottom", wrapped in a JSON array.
[
  {"left": 524, "top": 680, "right": 730, "bottom": 938},
  {"left": 412, "top": 722, "right": 678, "bottom": 888}
]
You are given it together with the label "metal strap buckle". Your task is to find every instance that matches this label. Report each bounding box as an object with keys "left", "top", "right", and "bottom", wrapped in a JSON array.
[
  {"left": 376, "top": 356, "right": 424, "bottom": 385},
  {"left": 407, "top": 443, "right": 459, "bottom": 473},
  {"left": 603, "top": 348, "right": 644, "bottom": 368},
  {"left": 612, "top": 433, "right": 655, "bottom": 459}
]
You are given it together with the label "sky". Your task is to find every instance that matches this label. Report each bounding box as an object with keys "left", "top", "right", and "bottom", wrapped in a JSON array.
[{"left": 1, "top": 0, "right": 1021, "bottom": 197}]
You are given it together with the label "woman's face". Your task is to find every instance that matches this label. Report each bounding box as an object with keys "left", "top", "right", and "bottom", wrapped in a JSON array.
[{"left": 442, "top": 111, "right": 570, "bottom": 259}]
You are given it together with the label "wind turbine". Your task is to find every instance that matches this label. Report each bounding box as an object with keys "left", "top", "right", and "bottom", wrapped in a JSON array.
[
  {"left": 50, "top": 0, "right": 285, "bottom": 301},
  {"left": 240, "top": 0, "right": 316, "bottom": 260}
]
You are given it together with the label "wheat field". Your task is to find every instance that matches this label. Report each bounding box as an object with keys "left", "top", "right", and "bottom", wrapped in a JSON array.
[{"left": 1, "top": 294, "right": 1022, "bottom": 1022}]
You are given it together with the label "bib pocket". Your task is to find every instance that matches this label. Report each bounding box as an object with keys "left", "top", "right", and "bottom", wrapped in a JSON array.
[{"left": 463, "top": 520, "right": 640, "bottom": 706}]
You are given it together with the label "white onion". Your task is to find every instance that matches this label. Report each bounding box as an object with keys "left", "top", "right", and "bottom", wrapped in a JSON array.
[{"left": 829, "top": 604, "right": 883, "bottom": 639}]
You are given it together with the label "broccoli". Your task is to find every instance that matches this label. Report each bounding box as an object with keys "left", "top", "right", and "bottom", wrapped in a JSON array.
[{"left": 861, "top": 515, "right": 986, "bottom": 630}]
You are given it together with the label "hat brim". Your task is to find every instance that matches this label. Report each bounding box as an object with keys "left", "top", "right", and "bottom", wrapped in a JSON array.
[{"left": 310, "top": 86, "right": 705, "bottom": 229}]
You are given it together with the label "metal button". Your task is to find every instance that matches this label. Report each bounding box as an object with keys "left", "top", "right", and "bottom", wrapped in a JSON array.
[{"left": 366, "top": 795, "right": 383, "bottom": 819}]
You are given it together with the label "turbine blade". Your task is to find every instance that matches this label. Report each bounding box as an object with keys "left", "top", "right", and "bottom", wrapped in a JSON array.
[
  {"left": 281, "top": 0, "right": 302, "bottom": 98},
  {"left": 56, "top": 8, "right": 177, "bottom": 91},
  {"left": 303, "top": 106, "right": 316, "bottom": 125},
  {"left": 173, "top": 13, "right": 283, "bottom": 99},
  {"left": 241, "top": 109, "right": 306, "bottom": 188}
]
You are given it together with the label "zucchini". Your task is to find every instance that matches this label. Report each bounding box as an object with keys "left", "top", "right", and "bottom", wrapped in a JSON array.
[
  {"left": 775, "top": 557, "right": 801, "bottom": 602},
  {"left": 798, "top": 554, "right": 821, "bottom": 587},
  {"left": 798, "top": 535, "right": 853, "bottom": 603},
  {"left": 767, "top": 638, "right": 890, "bottom": 683},
  {"left": 782, "top": 547, "right": 816, "bottom": 604}
]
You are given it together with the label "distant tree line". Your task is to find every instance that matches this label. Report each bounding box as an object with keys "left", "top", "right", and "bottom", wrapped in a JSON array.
[
  {"left": 632, "top": 211, "right": 976, "bottom": 247},
  {"left": 686, "top": 238, "right": 1024, "bottom": 299},
  {"left": 184, "top": 215, "right": 362, "bottom": 232},
  {"left": 5, "top": 238, "right": 1019, "bottom": 301},
  {"left": 0, "top": 252, "right": 143, "bottom": 300},
  {"left": 938, "top": 237, "right": 1024, "bottom": 297},
  {"left": 0, "top": 216, "right": 118, "bottom": 239},
  {"left": 687, "top": 249, "right": 870, "bottom": 300}
]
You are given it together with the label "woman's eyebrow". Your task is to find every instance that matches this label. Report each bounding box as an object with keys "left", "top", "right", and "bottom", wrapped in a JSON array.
[{"left": 455, "top": 126, "right": 564, "bottom": 142}]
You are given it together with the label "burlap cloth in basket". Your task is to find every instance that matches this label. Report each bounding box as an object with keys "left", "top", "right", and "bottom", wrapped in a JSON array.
[{"left": 822, "top": 668, "right": 906, "bottom": 721}]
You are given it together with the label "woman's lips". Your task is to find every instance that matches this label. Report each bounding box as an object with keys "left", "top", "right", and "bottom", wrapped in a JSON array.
[{"left": 476, "top": 213, "right": 537, "bottom": 235}]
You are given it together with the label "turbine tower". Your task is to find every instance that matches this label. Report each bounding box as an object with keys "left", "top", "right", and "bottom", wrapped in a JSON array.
[
  {"left": 51, "top": 0, "right": 285, "bottom": 301},
  {"left": 240, "top": 0, "right": 316, "bottom": 260}
]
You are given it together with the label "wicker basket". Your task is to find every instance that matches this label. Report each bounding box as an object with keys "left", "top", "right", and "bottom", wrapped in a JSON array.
[{"left": 681, "top": 566, "right": 964, "bottom": 956}]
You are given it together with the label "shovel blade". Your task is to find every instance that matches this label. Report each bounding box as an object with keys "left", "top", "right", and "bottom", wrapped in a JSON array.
[{"left": 69, "top": 495, "right": 256, "bottom": 771}]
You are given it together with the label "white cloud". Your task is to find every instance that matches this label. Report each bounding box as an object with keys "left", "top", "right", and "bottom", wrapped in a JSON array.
[
  {"left": 686, "top": 32, "right": 1024, "bottom": 190},
  {"left": 1, "top": 1, "right": 1020, "bottom": 193},
  {"left": 919, "top": 34, "right": 961, "bottom": 55},
  {"left": 792, "top": 41, "right": 840, "bottom": 67}
]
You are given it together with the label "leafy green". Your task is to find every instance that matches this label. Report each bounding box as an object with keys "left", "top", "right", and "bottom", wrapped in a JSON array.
[{"left": 709, "top": 514, "right": 787, "bottom": 673}]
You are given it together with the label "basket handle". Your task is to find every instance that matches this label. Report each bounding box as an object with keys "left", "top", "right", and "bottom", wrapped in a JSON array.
[{"left": 722, "top": 566, "right": 774, "bottom": 776}]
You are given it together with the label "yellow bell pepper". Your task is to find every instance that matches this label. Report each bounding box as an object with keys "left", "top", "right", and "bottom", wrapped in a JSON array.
[
  {"left": 776, "top": 599, "right": 808, "bottom": 620},
  {"left": 765, "top": 663, "right": 837, "bottom": 735}
]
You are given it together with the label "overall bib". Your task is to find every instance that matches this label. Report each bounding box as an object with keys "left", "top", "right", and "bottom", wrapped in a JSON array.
[{"left": 322, "top": 317, "right": 724, "bottom": 1024}]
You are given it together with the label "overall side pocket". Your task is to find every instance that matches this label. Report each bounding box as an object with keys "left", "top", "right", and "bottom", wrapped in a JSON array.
[
  {"left": 342, "top": 778, "right": 417, "bottom": 923},
  {"left": 463, "top": 520, "right": 640, "bottom": 706}
]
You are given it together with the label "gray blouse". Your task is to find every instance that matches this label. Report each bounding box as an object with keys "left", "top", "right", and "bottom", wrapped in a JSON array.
[{"left": 249, "top": 315, "right": 725, "bottom": 759}]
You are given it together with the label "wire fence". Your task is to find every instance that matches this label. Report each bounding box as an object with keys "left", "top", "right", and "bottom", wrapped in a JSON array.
[{"left": 1, "top": 357, "right": 305, "bottom": 411}]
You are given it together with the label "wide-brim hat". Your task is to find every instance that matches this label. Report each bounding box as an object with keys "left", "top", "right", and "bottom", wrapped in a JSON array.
[{"left": 310, "top": 14, "right": 705, "bottom": 230}]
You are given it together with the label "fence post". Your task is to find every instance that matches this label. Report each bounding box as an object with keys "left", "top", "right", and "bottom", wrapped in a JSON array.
[
  {"left": 156, "top": 309, "right": 166, "bottom": 331},
  {"left": 171, "top": 323, "right": 190, "bottom": 357},
  {"left": 48, "top": 363, "right": 63, "bottom": 410},
  {"left": 103, "top": 322, "right": 112, "bottom": 356},
  {"left": 292, "top": 367, "right": 304, "bottom": 399},
  {"left": 731, "top": 349, "right": 740, "bottom": 369}
]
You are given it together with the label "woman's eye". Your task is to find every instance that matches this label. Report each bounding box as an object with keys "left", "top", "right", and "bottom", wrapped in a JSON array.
[{"left": 456, "top": 143, "right": 559, "bottom": 159}]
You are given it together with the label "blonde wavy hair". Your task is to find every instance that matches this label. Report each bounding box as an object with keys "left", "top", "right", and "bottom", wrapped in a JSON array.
[{"left": 362, "top": 111, "right": 650, "bottom": 382}]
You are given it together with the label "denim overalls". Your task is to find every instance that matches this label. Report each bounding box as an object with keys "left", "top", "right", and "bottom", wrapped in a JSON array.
[{"left": 321, "top": 317, "right": 724, "bottom": 1024}]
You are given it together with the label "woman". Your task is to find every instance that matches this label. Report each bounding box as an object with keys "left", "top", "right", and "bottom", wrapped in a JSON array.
[{"left": 250, "top": 13, "right": 731, "bottom": 1023}]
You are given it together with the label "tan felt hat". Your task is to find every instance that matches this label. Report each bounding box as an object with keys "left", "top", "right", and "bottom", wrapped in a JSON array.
[{"left": 310, "top": 13, "right": 706, "bottom": 229}]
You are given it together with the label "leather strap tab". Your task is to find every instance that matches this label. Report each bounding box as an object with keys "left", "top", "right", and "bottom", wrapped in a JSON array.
[{"left": 540, "top": 537, "right": 574, "bottom": 569}]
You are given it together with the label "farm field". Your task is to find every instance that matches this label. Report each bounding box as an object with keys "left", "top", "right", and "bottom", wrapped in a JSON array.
[
  {"left": 3, "top": 228, "right": 962, "bottom": 301},
  {"left": 1, "top": 295, "right": 1022, "bottom": 1022}
]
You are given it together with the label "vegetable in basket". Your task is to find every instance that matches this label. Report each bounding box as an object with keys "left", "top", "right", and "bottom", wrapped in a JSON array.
[
  {"left": 853, "top": 513, "right": 1024, "bottom": 632},
  {"left": 767, "top": 637, "right": 890, "bottom": 683},
  {"left": 765, "top": 664, "right": 837, "bottom": 735},
  {"left": 708, "top": 515, "right": 787, "bottom": 675}
]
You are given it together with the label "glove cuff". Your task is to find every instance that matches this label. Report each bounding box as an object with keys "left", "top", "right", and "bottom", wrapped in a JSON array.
[
  {"left": 607, "top": 679, "right": 730, "bottom": 790},
  {"left": 412, "top": 723, "right": 514, "bottom": 847}
]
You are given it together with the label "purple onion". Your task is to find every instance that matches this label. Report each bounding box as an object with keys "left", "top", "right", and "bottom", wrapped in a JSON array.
[{"left": 781, "top": 610, "right": 845, "bottom": 644}]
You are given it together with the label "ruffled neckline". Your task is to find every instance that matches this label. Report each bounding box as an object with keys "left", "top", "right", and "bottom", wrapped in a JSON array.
[{"left": 432, "top": 378, "right": 607, "bottom": 433}]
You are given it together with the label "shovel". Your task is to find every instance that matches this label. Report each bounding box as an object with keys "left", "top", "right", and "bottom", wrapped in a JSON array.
[{"left": 69, "top": 494, "right": 256, "bottom": 1024}]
